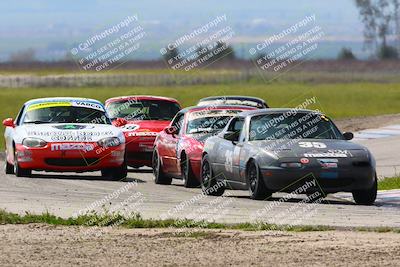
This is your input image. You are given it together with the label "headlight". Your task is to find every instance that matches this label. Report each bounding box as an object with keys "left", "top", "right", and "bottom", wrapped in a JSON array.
[
  {"left": 280, "top": 162, "right": 302, "bottom": 168},
  {"left": 22, "top": 137, "right": 47, "bottom": 148},
  {"left": 98, "top": 137, "right": 121, "bottom": 148}
]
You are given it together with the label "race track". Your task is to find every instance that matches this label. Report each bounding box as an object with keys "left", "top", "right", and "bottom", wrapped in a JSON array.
[
  {"left": 0, "top": 161, "right": 399, "bottom": 229},
  {"left": 1, "top": 129, "right": 399, "bottom": 229}
]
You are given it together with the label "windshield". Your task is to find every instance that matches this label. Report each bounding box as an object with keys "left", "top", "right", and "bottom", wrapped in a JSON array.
[
  {"left": 186, "top": 109, "right": 243, "bottom": 134},
  {"left": 23, "top": 105, "right": 110, "bottom": 124},
  {"left": 249, "top": 113, "right": 343, "bottom": 141},
  {"left": 107, "top": 99, "right": 180, "bottom": 121}
]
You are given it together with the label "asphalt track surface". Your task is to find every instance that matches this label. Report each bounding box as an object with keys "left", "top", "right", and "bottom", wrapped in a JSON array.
[{"left": 0, "top": 132, "right": 400, "bottom": 229}]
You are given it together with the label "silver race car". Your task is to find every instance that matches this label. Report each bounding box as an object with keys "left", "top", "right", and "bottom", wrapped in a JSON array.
[{"left": 201, "top": 109, "right": 377, "bottom": 205}]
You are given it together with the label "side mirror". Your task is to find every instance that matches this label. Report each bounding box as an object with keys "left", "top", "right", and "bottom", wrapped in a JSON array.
[
  {"left": 223, "top": 131, "right": 239, "bottom": 143},
  {"left": 165, "top": 126, "right": 178, "bottom": 135},
  {"left": 343, "top": 132, "right": 354, "bottom": 140},
  {"left": 113, "top": 118, "right": 128, "bottom": 127},
  {"left": 2, "top": 118, "right": 15, "bottom": 128}
]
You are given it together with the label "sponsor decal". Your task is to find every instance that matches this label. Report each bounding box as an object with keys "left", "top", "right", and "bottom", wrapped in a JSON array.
[
  {"left": 122, "top": 124, "right": 140, "bottom": 131},
  {"left": 26, "top": 130, "right": 53, "bottom": 137},
  {"left": 304, "top": 150, "right": 348, "bottom": 158},
  {"left": 200, "top": 99, "right": 262, "bottom": 108},
  {"left": 300, "top": 158, "right": 310, "bottom": 164},
  {"left": 72, "top": 101, "right": 105, "bottom": 111},
  {"left": 51, "top": 143, "right": 94, "bottom": 151},
  {"left": 188, "top": 109, "right": 242, "bottom": 120},
  {"left": 317, "top": 158, "right": 338, "bottom": 168},
  {"left": 127, "top": 131, "right": 158, "bottom": 137},
  {"left": 49, "top": 131, "right": 114, "bottom": 142},
  {"left": 27, "top": 102, "right": 71, "bottom": 111},
  {"left": 51, "top": 135, "right": 94, "bottom": 142},
  {"left": 26, "top": 100, "right": 104, "bottom": 112}
]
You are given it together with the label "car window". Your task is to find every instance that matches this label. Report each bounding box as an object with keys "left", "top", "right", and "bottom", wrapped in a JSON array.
[
  {"left": 15, "top": 105, "right": 26, "bottom": 126},
  {"left": 22, "top": 104, "right": 110, "bottom": 125},
  {"left": 228, "top": 117, "right": 244, "bottom": 132},
  {"left": 171, "top": 113, "right": 184, "bottom": 135},
  {"left": 249, "top": 113, "right": 342, "bottom": 141},
  {"left": 107, "top": 99, "right": 180, "bottom": 121}
]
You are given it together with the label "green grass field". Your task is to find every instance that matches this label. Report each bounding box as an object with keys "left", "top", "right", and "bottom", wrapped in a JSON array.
[
  {"left": 378, "top": 177, "right": 400, "bottom": 190},
  {"left": 1, "top": 82, "right": 400, "bottom": 149}
]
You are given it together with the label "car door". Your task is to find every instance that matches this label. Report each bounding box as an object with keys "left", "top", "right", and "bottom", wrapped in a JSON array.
[
  {"left": 216, "top": 117, "right": 245, "bottom": 183},
  {"left": 159, "top": 112, "right": 185, "bottom": 174}
]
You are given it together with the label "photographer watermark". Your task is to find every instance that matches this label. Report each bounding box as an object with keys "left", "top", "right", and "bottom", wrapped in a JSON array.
[
  {"left": 250, "top": 176, "right": 326, "bottom": 229},
  {"left": 160, "top": 14, "right": 235, "bottom": 72},
  {"left": 70, "top": 15, "right": 146, "bottom": 72},
  {"left": 249, "top": 14, "right": 325, "bottom": 75}
]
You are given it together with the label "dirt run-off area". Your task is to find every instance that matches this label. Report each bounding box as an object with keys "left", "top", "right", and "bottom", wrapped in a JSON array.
[
  {"left": 1, "top": 224, "right": 399, "bottom": 267},
  {"left": 335, "top": 113, "right": 400, "bottom": 132}
]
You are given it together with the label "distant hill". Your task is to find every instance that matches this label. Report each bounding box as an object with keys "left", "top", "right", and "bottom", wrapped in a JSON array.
[{"left": 0, "top": 0, "right": 365, "bottom": 61}]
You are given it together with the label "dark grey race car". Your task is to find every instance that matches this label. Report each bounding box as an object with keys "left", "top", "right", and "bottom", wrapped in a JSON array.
[{"left": 200, "top": 109, "right": 377, "bottom": 205}]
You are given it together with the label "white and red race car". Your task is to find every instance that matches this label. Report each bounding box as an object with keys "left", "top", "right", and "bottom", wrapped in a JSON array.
[{"left": 3, "top": 97, "right": 127, "bottom": 179}]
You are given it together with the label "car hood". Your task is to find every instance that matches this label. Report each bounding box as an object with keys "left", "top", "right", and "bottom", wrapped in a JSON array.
[
  {"left": 16, "top": 123, "right": 124, "bottom": 143},
  {"left": 250, "top": 139, "right": 369, "bottom": 159}
]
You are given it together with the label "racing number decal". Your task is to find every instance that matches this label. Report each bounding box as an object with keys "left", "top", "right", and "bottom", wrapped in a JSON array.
[
  {"left": 299, "top": 142, "right": 327, "bottom": 148},
  {"left": 224, "top": 150, "right": 233, "bottom": 173}
]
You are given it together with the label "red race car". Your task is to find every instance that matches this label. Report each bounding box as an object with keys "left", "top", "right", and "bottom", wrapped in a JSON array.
[
  {"left": 105, "top": 96, "right": 181, "bottom": 168},
  {"left": 152, "top": 105, "right": 256, "bottom": 187}
]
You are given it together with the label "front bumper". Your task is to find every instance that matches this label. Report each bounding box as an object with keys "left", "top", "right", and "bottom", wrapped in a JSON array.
[
  {"left": 125, "top": 135, "right": 156, "bottom": 167},
  {"left": 261, "top": 161, "right": 375, "bottom": 194},
  {"left": 16, "top": 142, "right": 125, "bottom": 172}
]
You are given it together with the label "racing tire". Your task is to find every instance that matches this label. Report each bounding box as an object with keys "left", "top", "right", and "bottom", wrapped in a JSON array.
[
  {"left": 247, "top": 160, "right": 272, "bottom": 200},
  {"left": 181, "top": 155, "right": 200, "bottom": 188},
  {"left": 200, "top": 154, "right": 225, "bottom": 196},
  {"left": 101, "top": 163, "right": 128, "bottom": 181},
  {"left": 4, "top": 156, "right": 14, "bottom": 175},
  {"left": 14, "top": 160, "right": 31, "bottom": 178},
  {"left": 152, "top": 150, "right": 172, "bottom": 185},
  {"left": 12, "top": 147, "right": 31, "bottom": 177},
  {"left": 352, "top": 175, "right": 377, "bottom": 205}
]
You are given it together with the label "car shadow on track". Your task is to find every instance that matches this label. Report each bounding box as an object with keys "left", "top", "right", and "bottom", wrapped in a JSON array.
[
  {"left": 29, "top": 173, "right": 146, "bottom": 183},
  {"left": 128, "top": 168, "right": 153, "bottom": 173},
  {"left": 227, "top": 194, "right": 356, "bottom": 205}
]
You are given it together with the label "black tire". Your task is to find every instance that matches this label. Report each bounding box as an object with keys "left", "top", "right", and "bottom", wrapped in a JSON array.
[
  {"left": 101, "top": 162, "right": 128, "bottom": 181},
  {"left": 247, "top": 160, "right": 272, "bottom": 200},
  {"left": 181, "top": 155, "right": 200, "bottom": 188},
  {"left": 152, "top": 149, "right": 172, "bottom": 185},
  {"left": 14, "top": 152, "right": 31, "bottom": 177},
  {"left": 4, "top": 153, "right": 14, "bottom": 174},
  {"left": 200, "top": 154, "right": 225, "bottom": 196},
  {"left": 15, "top": 164, "right": 31, "bottom": 177},
  {"left": 352, "top": 175, "right": 377, "bottom": 205}
]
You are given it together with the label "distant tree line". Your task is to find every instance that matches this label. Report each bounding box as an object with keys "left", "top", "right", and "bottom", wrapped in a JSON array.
[{"left": 355, "top": 0, "right": 400, "bottom": 59}]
